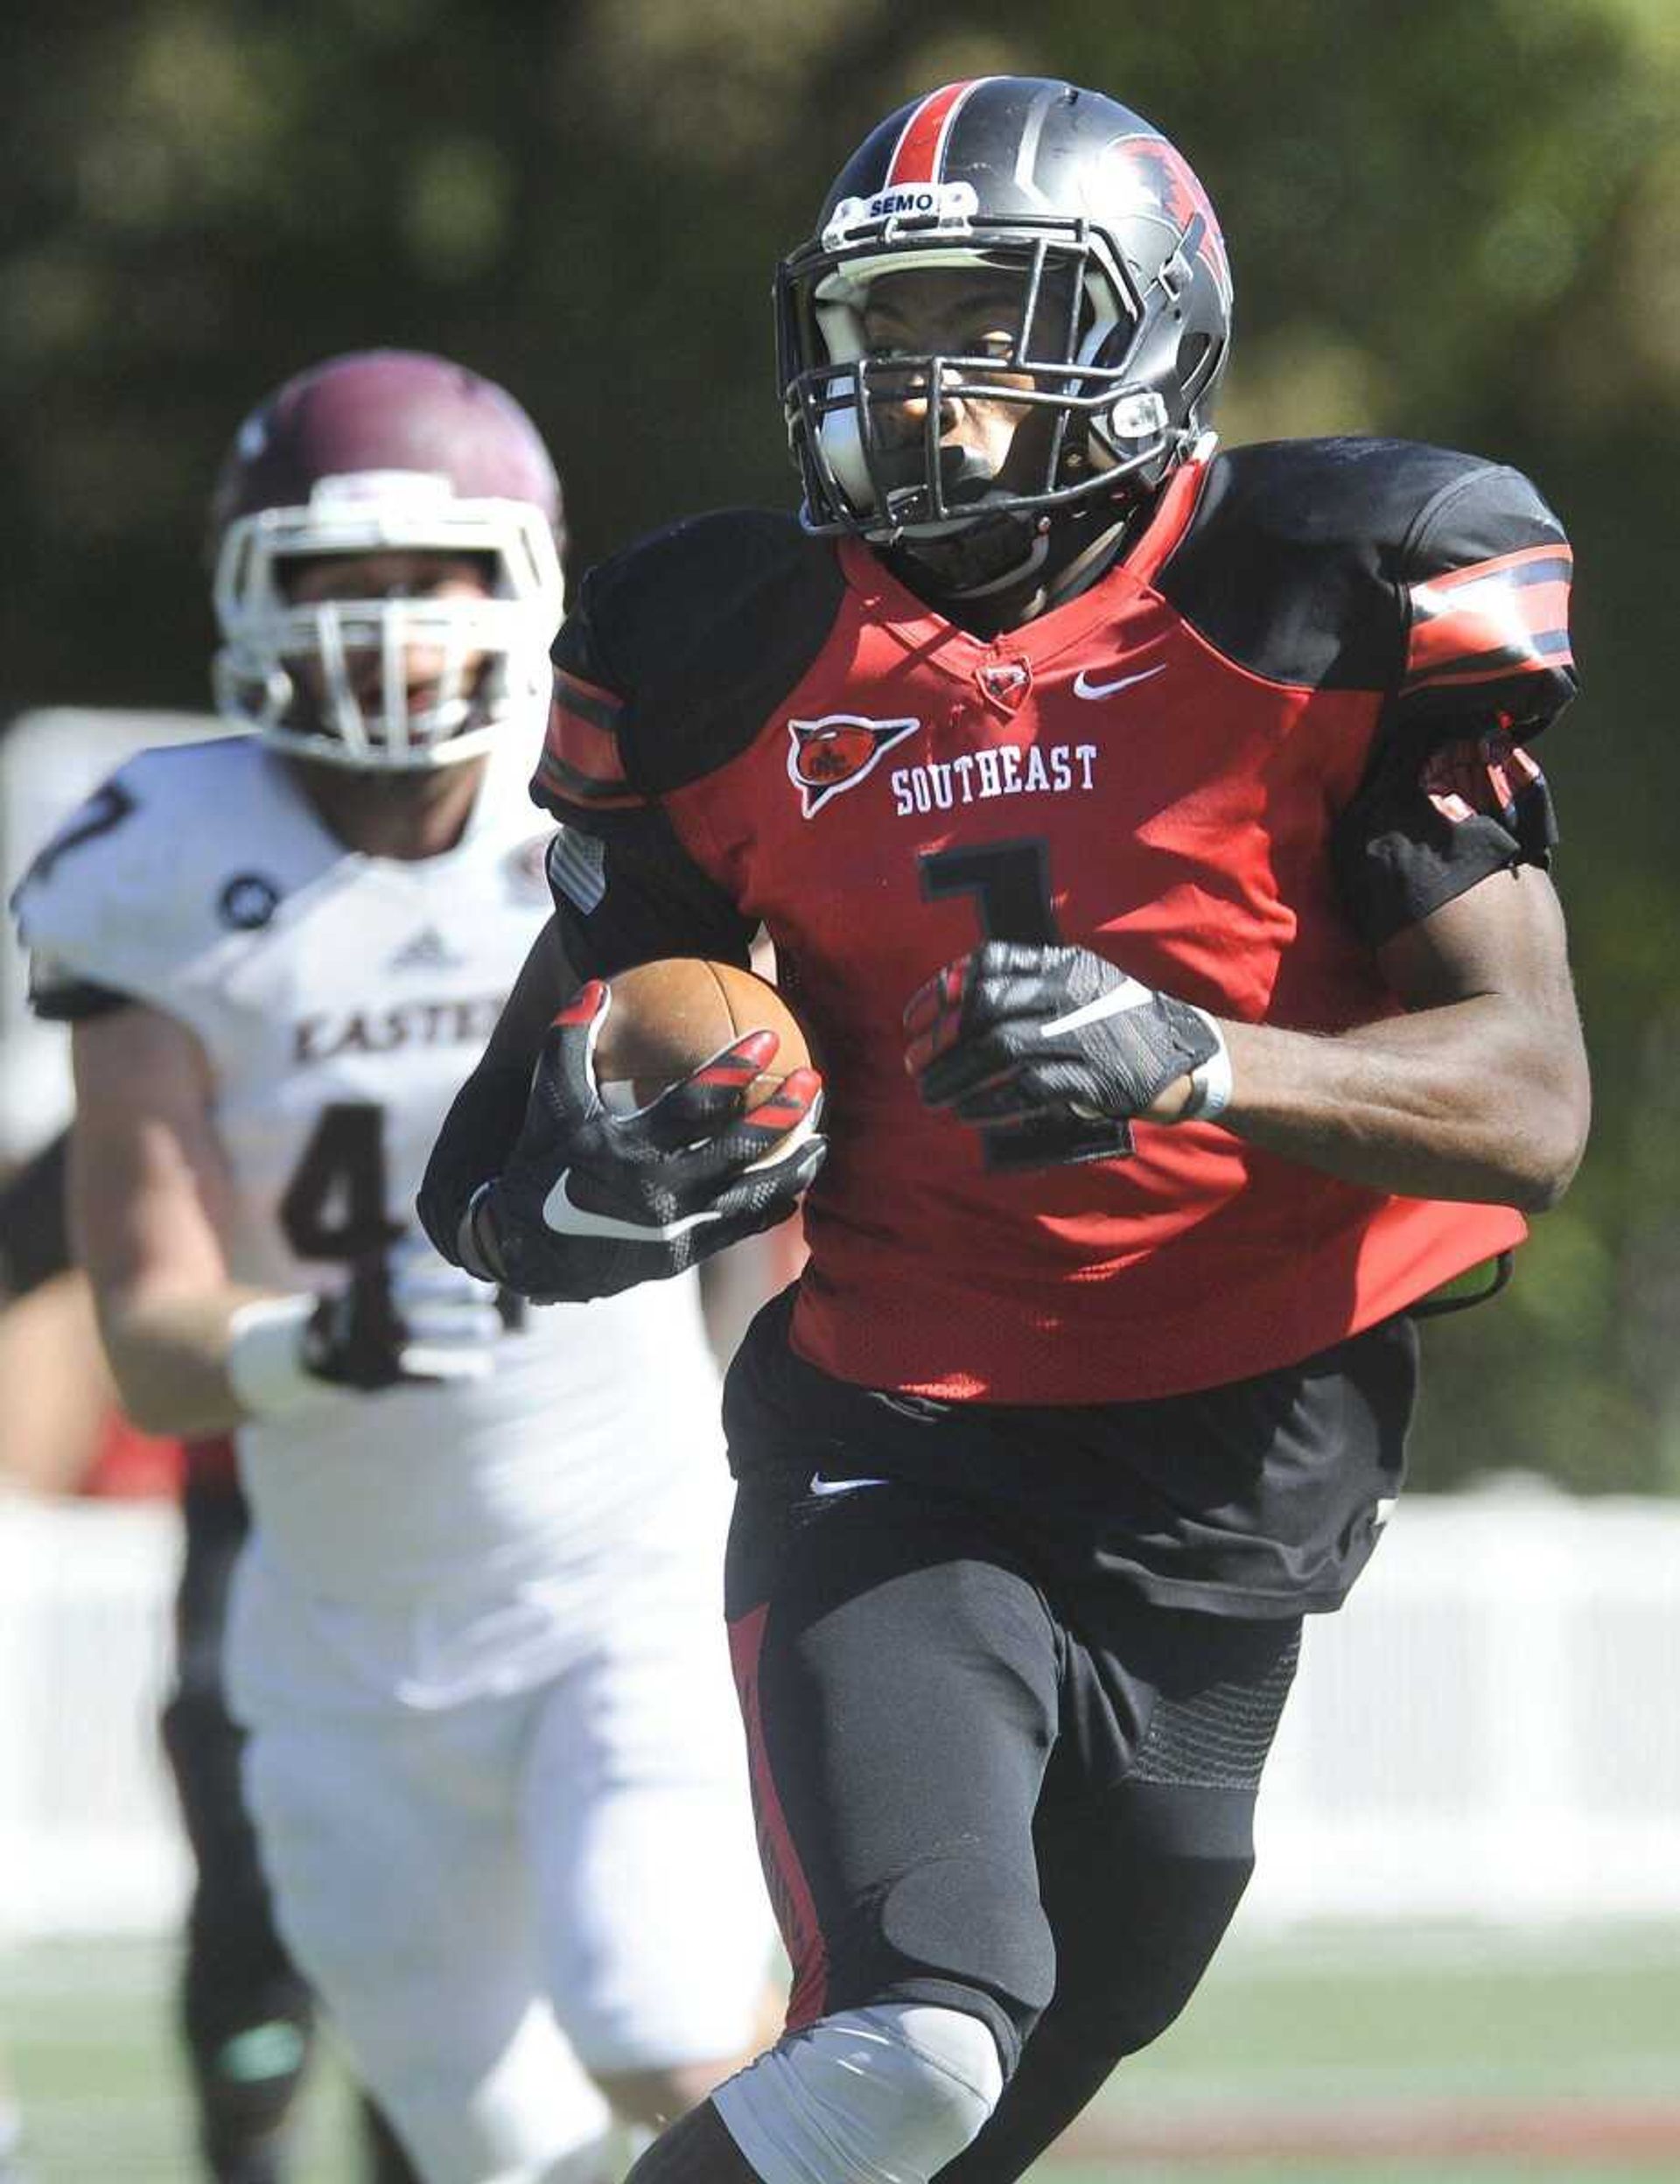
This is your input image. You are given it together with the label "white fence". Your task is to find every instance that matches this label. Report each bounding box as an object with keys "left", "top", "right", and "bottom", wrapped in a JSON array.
[
  {"left": 0, "top": 1498, "right": 186, "bottom": 1937},
  {"left": 1252, "top": 1480, "right": 1680, "bottom": 1928},
  {"left": 3, "top": 1484, "right": 1678, "bottom": 1939}
]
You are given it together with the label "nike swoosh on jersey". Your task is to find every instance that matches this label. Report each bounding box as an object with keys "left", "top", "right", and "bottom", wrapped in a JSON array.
[
  {"left": 808, "top": 1472, "right": 888, "bottom": 1497},
  {"left": 1071, "top": 662, "right": 1167, "bottom": 701},
  {"left": 542, "top": 1170, "right": 722, "bottom": 1244}
]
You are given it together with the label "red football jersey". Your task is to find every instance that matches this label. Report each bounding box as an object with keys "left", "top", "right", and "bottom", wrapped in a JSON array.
[{"left": 534, "top": 438, "right": 1573, "bottom": 1402}]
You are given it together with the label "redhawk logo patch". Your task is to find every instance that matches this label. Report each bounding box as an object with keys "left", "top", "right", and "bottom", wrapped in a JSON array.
[
  {"left": 976, "top": 659, "right": 1032, "bottom": 714},
  {"left": 787, "top": 713, "right": 920, "bottom": 817}
]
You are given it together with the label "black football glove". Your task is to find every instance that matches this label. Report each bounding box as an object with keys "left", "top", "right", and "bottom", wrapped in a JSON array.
[
  {"left": 461, "top": 980, "right": 826, "bottom": 1304},
  {"left": 904, "top": 942, "right": 1227, "bottom": 1165}
]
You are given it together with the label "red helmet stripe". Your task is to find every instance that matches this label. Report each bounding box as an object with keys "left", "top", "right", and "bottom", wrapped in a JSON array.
[{"left": 885, "top": 79, "right": 986, "bottom": 187}]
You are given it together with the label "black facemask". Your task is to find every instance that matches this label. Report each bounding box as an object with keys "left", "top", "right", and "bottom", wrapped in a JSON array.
[{"left": 886, "top": 490, "right": 1142, "bottom": 637}]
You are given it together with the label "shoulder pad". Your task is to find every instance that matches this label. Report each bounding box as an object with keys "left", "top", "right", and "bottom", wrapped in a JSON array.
[
  {"left": 534, "top": 509, "right": 844, "bottom": 827},
  {"left": 1155, "top": 437, "right": 1574, "bottom": 727},
  {"left": 11, "top": 737, "right": 304, "bottom": 1018}
]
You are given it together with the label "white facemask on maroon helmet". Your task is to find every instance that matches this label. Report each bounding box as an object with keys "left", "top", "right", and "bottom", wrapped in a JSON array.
[{"left": 209, "top": 350, "right": 564, "bottom": 771}]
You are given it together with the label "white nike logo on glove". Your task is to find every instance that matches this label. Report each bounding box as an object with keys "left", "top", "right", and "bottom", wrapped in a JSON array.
[
  {"left": 541, "top": 1170, "right": 723, "bottom": 1244},
  {"left": 808, "top": 1473, "right": 887, "bottom": 1497},
  {"left": 1039, "top": 979, "right": 1156, "bottom": 1036},
  {"left": 1071, "top": 662, "right": 1166, "bottom": 701}
]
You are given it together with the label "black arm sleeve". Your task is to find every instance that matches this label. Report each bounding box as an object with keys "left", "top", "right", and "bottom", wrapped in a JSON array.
[
  {"left": 546, "top": 813, "right": 757, "bottom": 982},
  {"left": 416, "top": 1052, "right": 534, "bottom": 1267},
  {"left": 419, "top": 805, "right": 756, "bottom": 1268},
  {"left": 416, "top": 820, "right": 759, "bottom": 1269}
]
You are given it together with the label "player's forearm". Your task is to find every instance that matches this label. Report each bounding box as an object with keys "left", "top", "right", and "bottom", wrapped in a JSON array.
[
  {"left": 419, "top": 913, "right": 578, "bottom": 1256},
  {"left": 1210, "top": 996, "right": 1589, "bottom": 1210},
  {"left": 94, "top": 1282, "right": 275, "bottom": 1436}
]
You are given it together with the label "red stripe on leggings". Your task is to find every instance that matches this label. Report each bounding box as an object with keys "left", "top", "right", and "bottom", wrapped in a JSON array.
[{"left": 729, "top": 1601, "right": 830, "bottom": 2030}]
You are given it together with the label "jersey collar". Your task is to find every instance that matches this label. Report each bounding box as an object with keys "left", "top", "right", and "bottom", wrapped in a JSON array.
[{"left": 834, "top": 449, "right": 1213, "bottom": 678}]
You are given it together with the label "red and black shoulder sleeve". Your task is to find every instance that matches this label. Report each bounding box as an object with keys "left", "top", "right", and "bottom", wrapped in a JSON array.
[
  {"left": 530, "top": 508, "right": 845, "bottom": 979},
  {"left": 1153, "top": 437, "right": 1575, "bottom": 944},
  {"left": 1332, "top": 452, "right": 1576, "bottom": 945}
]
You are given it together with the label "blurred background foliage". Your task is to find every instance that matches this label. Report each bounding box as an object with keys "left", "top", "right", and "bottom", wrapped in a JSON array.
[{"left": 4, "top": 0, "right": 1677, "bottom": 1491}]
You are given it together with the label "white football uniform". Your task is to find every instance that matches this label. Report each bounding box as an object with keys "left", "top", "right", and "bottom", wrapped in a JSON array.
[{"left": 14, "top": 730, "right": 772, "bottom": 2184}]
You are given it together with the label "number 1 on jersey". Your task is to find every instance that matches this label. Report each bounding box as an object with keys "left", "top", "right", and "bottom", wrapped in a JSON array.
[
  {"left": 919, "top": 838, "right": 1059, "bottom": 944},
  {"left": 918, "top": 838, "right": 1131, "bottom": 1171}
]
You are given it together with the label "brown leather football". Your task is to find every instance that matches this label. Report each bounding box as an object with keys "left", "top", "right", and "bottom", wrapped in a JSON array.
[{"left": 592, "top": 958, "right": 813, "bottom": 1115}]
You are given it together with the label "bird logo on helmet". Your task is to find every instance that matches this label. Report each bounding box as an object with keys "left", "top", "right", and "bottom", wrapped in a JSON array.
[
  {"left": 207, "top": 350, "right": 566, "bottom": 773},
  {"left": 776, "top": 77, "right": 1232, "bottom": 547}
]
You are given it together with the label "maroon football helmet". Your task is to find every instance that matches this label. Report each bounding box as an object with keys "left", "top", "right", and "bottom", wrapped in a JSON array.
[{"left": 209, "top": 351, "right": 564, "bottom": 770}]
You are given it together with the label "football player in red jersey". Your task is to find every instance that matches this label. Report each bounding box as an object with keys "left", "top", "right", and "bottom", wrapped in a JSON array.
[{"left": 421, "top": 75, "right": 1590, "bottom": 2184}]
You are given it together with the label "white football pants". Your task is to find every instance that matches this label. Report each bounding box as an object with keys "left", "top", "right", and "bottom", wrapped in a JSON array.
[{"left": 234, "top": 1556, "right": 771, "bottom": 2183}]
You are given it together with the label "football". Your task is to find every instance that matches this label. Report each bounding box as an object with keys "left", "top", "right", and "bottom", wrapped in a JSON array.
[{"left": 592, "top": 957, "right": 814, "bottom": 1120}]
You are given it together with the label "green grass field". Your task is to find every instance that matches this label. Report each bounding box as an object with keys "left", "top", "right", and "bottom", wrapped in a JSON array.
[{"left": 5, "top": 1926, "right": 1678, "bottom": 2181}]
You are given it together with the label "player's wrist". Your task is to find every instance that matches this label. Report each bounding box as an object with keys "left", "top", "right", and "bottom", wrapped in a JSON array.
[
  {"left": 458, "top": 1181, "right": 510, "bottom": 1284},
  {"left": 1177, "top": 1008, "right": 1233, "bottom": 1123},
  {"left": 226, "top": 1294, "right": 351, "bottom": 1418}
]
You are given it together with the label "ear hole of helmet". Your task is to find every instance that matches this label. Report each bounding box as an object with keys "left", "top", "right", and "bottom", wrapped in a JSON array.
[
  {"left": 1176, "top": 330, "right": 1215, "bottom": 401},
  {"left": 1073, "top": 270, "right": 1133, "bottom": 373}
]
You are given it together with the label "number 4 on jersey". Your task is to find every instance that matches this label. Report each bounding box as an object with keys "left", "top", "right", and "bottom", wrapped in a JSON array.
[
  {"left": 282, "top": 1102, "right": 527, "bottom": 1329},
  {"left": 279, "top": 1102, "right": 403, "bottom": 1264}
]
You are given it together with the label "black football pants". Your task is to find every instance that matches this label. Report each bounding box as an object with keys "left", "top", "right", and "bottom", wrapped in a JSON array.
[
  {"left": 163, "top": 1480, "right": 317, "bottom": 2183},
  {"left": 724, "top": 1468, "right": 1300, "bottom": 2184}
]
